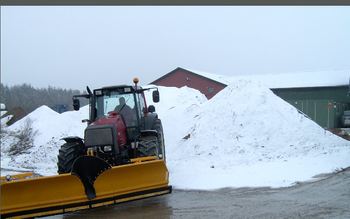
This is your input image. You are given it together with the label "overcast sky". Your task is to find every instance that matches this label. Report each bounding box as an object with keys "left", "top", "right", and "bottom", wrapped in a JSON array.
[{"left": 1, "top": 6, "right": 350, "bottom": 91}]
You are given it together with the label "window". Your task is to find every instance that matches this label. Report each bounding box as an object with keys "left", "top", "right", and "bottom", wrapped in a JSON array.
[
  {"left": 95, "top": 92, "right": 135, "bottom": 120},
  {"left": 208, "top": 87, "right": 215, "bottom": 93}
]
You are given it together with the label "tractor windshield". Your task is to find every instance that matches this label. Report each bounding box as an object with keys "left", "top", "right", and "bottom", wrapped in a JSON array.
[{"left": 94, "top": 88, "right": 136, "bottom": 125}]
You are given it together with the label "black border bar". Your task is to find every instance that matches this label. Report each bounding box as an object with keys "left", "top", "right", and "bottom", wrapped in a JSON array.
[{"left": 1, "top": 1, "right": 350, "bottom": 5}]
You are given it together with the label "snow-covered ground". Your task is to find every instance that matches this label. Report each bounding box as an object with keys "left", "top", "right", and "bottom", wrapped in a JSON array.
[{"left": 1, "top": 80, "right": 350, "bottom": 190}]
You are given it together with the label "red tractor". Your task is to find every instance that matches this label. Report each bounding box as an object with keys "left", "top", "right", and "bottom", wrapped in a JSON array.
[
  {"left": 57, "top": 78, "right": 166, "bottom": 174},
  {"left": 0, "top": 79, "right": 170, "bottom": 218}
]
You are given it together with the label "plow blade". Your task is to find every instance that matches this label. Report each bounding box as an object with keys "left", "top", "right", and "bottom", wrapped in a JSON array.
[{"left": 1, "top": 157, "right": 171, "bottom": 218}]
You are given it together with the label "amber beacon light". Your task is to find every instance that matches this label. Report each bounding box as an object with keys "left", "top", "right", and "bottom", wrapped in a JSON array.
[{"left": 133, "top": 78, "right": 139, "bottom": 84}]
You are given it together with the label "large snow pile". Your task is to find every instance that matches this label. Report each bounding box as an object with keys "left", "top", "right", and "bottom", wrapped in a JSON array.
[
  {"left": 147, "top": 80, "right": 350, "bottom": 189},
  {"left": 149, "top": 80, "right": 350, "bottom": 189},
  {"left": 1, "top": 81, "right": 350, "bottom": 190}
]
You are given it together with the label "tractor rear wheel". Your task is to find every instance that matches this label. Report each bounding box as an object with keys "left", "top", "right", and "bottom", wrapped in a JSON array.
[
  {"left": 57, "top": 142, "right": 84, "bottom": 174},
  {"left": 137, "top": 136, "right": 159, "bottom": 158},
  {"left": 152, "top": 119, "right": 166, "bottom": 161},
  {"left": 137, "top": 119, "right": 166, "bottom": 161}
]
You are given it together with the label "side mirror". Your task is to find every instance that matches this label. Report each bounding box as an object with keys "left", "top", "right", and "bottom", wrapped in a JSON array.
[
  {"left": 152, "top": 90, "right": 160, "bottom": 103},
  {"left": 73, "top": 99, "right": 80, "bottom": 111},
  {"left": 148, "top": 105, "right": 156, "bottom": 113}
]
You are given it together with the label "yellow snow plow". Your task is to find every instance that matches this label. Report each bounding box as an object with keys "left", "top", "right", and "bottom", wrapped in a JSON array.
[
  {"left": 1, "top": 156, "right": 171, "bottom": 218},
  {"left": 1, "top": 79, "right": 172, "bottom": 218}
]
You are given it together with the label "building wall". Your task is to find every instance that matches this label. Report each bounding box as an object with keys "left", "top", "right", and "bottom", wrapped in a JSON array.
[
  {"left": 152, "top": 69, "right": 226, "bottom": 99},
  {"left": 272, "top": 86, "right": 350, "bottom": 128}
]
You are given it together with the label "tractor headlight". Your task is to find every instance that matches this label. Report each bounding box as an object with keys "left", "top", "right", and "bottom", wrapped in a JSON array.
[{"left": 104, "top": 146, "right": 112, "bottom": 152}]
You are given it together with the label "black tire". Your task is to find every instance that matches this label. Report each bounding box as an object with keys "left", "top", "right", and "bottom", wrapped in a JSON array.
[
  {"left": 57, "top": 142, "right": 84, "bottom": 174},
  {"left": 137, "top": 136, "right": 159, "bottom": 158},
  {"left": 152, "top": 119, "right": 166, "bottom": 161}
]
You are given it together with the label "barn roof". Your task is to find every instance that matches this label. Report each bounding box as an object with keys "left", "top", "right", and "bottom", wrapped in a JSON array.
[
  {"left": 151, "top": 67, "right": 228, "bottom": 86},
  {"left": 180, "top": 67, "right": 231, "bottom": 85},
  {"left": 180, "top": 67, "right": 350, "bottom": 89}
]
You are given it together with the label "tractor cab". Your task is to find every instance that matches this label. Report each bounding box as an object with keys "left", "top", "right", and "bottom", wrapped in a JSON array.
[
  {"left": 93, "top": 86, "right": 146, "bottom": 125},
  {"left": 91, "top": 85, "right": 150, "bottom": 143}
]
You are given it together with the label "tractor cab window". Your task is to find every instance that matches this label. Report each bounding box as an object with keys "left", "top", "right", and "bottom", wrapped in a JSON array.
[
  {"left": 136, "top": 93, "right": 147, "bottom": 117},
  {"left": 95, "top": 89, "right": 137, "bottom": 126}
]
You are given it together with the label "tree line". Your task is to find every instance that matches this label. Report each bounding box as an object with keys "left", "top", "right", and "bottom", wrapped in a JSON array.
[{"left": 1, "top": 83, "right": 88, "bottom": 114}]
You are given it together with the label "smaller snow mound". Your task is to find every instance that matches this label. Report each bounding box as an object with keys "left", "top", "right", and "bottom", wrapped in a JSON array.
[{"left": 1, "top": 105, "right": 89, "bottom": 176}]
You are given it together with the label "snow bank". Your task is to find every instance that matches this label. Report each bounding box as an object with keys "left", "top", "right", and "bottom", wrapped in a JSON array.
[
  {"left": 159, "top": 80, "right": 350, "bottom": 189},
  {"left": 1, "top": 106, "right": 89, "bottom": 175},
  {"left": 1, "top": 82, "right": 350, "bottom": 190}
]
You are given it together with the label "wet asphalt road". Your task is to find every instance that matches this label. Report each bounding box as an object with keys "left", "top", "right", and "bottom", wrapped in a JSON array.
[{"left": 47, "top": 168, "right": 350, "bottom": 219}]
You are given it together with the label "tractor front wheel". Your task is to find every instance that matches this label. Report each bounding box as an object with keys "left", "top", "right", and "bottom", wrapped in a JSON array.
[{"left": 57, "top": 142, "right": 85, "bottom": 174}]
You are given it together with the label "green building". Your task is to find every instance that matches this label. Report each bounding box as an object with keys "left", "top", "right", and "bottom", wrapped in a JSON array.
[
  {"left": 252, "top": 70, "right": 350, "bottom": 128},
  {"left": 272, "top": 86, "right": 350, "bottom": 128}
]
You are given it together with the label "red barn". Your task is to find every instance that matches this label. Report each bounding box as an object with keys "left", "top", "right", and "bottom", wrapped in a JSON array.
[{"left": 150, "top": 67, "right": 229, "bottom": 99}]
